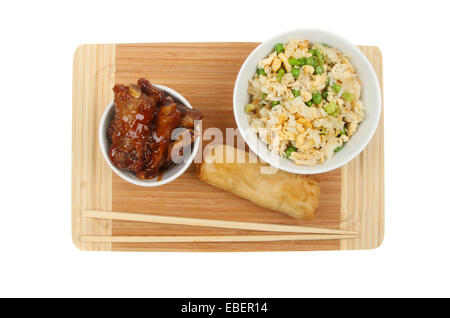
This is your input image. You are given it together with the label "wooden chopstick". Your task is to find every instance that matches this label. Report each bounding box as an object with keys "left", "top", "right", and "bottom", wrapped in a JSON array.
[
  {"left": 81, "top": 234, "right": 357, "bottom": 243},
  {"left": 82, "top": 209, "right": 358, "bottom": 235}
]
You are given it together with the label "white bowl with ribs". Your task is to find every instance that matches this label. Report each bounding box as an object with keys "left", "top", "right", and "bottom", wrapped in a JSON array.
[{"left": 98, "top": 78, "right": 203, "bottom": 187}]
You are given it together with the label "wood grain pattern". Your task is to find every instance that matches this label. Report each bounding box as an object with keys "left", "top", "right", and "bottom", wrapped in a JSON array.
[
  {"left": 340, "top": 47, "right": 384, "bottom": 250},
  {"left": 72, "top": 43, "right": 384, "bottom": 252},
  {"left": 112, "top": 43, "right": 341, "bottom": 251},
  {"left": 72, "top": 44, "right": 115, "bottom": 251}
]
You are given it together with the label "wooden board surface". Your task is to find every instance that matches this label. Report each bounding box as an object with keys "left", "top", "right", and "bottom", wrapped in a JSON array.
[{"left": 72, "top": 43, "right": 384, "bottom": 252}]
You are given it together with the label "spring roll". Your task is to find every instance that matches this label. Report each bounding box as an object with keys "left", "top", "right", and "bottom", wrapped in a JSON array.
[{"left": 197, "top": 144, "right": 320, "bottom": 219}]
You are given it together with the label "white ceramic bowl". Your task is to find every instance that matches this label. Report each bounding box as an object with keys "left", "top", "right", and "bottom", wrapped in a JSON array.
[
  {"left": 233, "top": 28, "right": 381, "bottom": 174},
  {"left": 99, "top": 84, "right": 200, "bottom": 186}
]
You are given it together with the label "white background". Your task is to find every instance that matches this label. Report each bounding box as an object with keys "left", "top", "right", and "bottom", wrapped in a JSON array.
[{"left": 1, "top": 0, "right": 449, "bottom": 297}]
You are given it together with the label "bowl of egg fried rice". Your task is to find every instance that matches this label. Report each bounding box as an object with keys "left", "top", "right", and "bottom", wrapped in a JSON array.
[{"left": 233, "top": 28, "right": 382, "bottom": 174}]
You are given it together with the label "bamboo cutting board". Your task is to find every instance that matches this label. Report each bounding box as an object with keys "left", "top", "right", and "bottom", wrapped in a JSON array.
[{"left": 72, "top": 43, "right": 384, "bottom": 252}]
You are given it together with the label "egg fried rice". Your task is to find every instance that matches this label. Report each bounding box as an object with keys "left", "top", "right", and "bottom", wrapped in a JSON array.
[{"left": 246, "top": 39, "right": 365, "bottom": 165}]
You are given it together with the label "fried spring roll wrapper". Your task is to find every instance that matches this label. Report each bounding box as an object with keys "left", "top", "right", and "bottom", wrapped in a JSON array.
[{"left": 197, "top": 144, "right": 320, "bottom": 220}]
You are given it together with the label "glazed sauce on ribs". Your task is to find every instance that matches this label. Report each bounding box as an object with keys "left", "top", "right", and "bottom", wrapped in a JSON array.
[{"left": 107, "top": 78, "right": 202, "bottom": 179}]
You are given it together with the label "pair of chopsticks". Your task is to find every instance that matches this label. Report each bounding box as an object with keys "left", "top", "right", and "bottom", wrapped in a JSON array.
[{"left": 81, "top": 209, "right": 358, "bottom": 243}]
